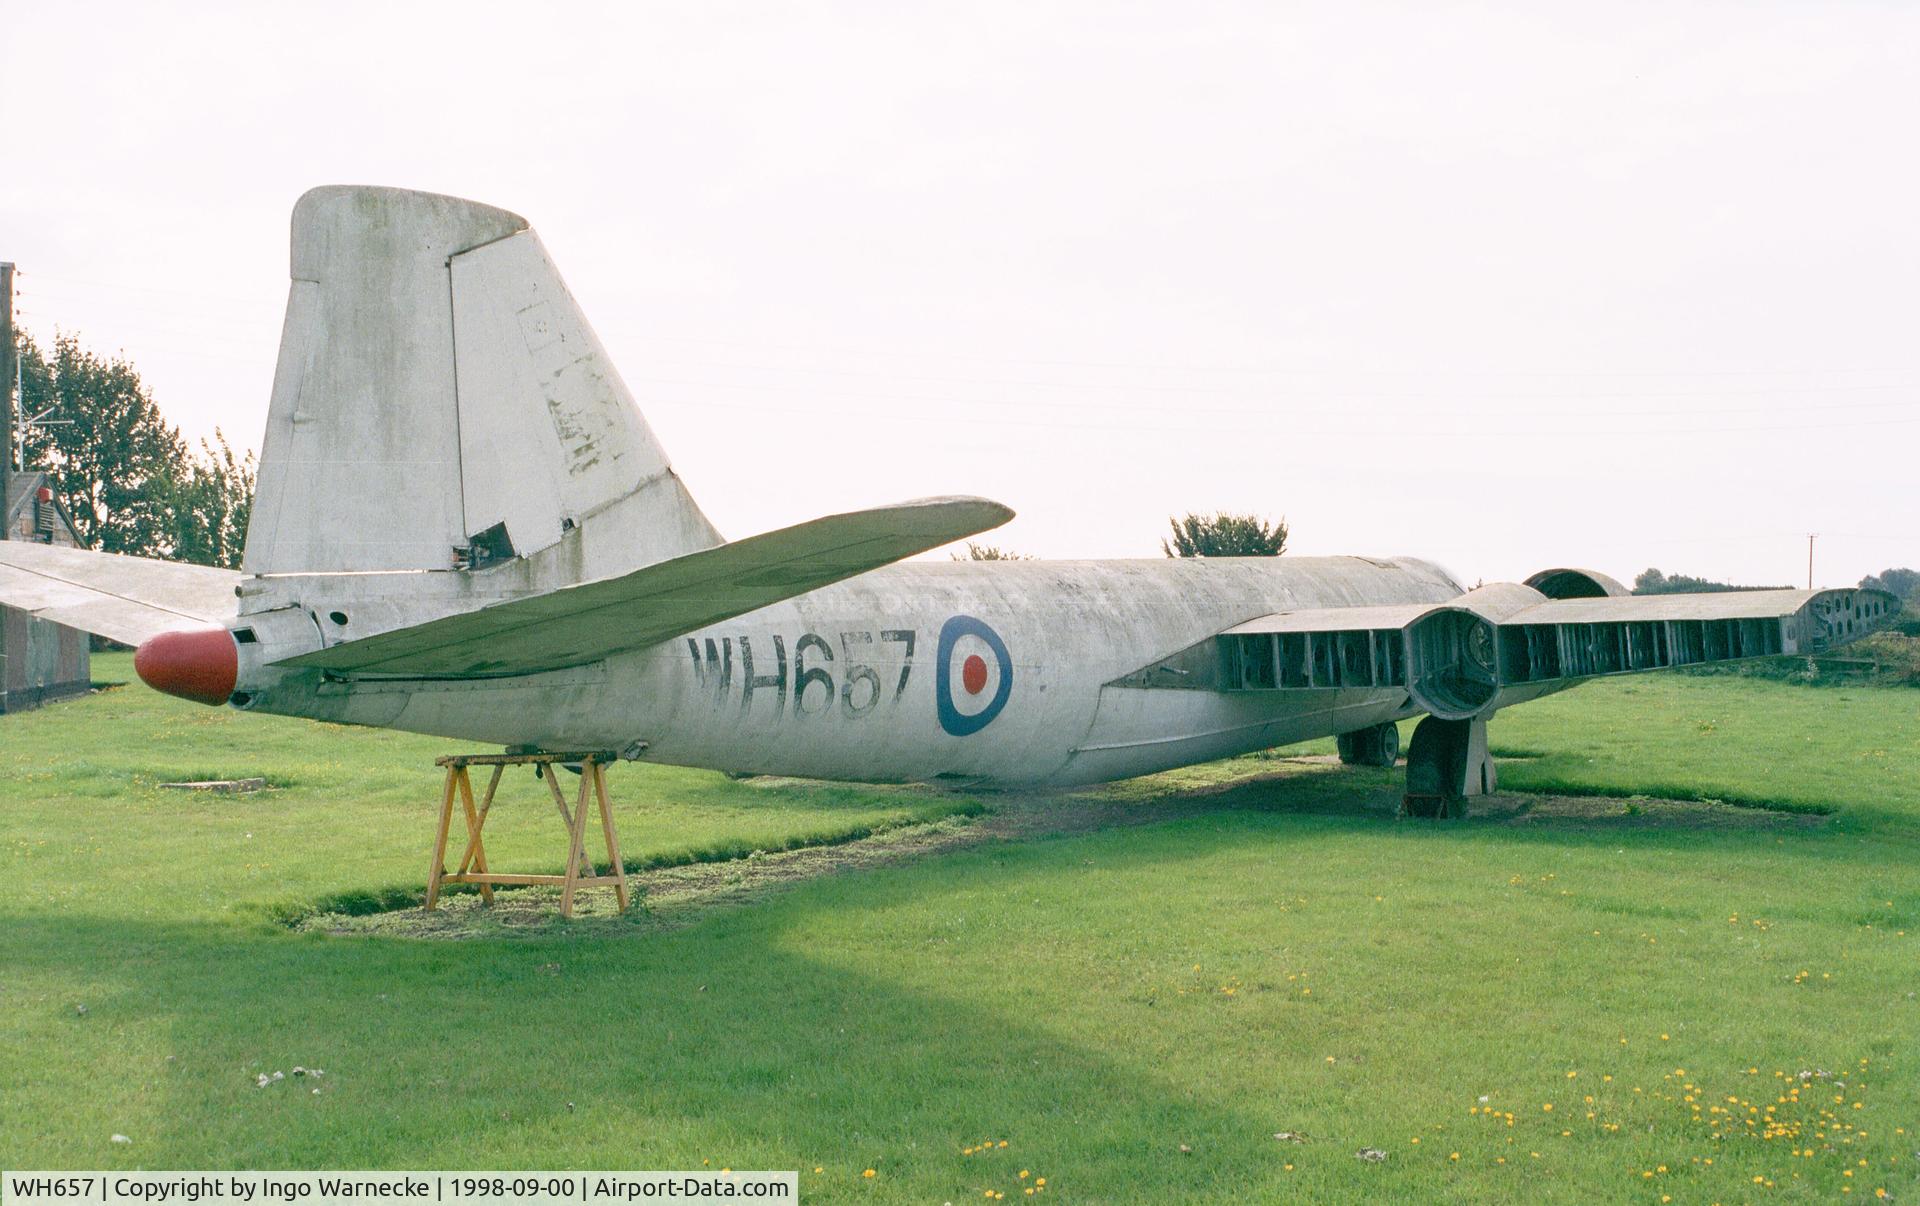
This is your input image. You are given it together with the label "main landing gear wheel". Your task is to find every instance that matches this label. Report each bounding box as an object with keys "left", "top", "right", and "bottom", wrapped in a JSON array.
[{"left": 1335, "top": 721, "right": 1401, "bottom": 768}]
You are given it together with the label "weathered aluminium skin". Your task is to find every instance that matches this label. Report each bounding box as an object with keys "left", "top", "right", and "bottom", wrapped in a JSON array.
[{"left": 230, "top": 555, "right": 1466, "bottom": 787}]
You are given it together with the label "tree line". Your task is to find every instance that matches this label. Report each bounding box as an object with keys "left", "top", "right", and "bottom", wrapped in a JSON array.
[
  {"left": 956, "top": 513, "right": 1289, "bottom": 560},
  {"left": 14, "top": 331, "right": 254, "bottom": 568},
  {"left": 1637, "top": 565, "right": 1919, "bottom": 607}
]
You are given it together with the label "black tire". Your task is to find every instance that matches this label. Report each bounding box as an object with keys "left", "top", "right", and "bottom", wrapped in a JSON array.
[
  {"left": 1338, "top": 722, "right": 1401, "bottom": 767},
  {"left": 1370, "top": 722, "right": 1402, "bottom": 768}
]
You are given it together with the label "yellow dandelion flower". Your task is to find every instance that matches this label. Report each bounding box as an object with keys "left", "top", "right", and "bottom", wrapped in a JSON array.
[
  {"left": 1449, "top": 1152, "right": 1460, "bottom": 1161},
  {"left": 862, "top": 1169, "right": 875, "bottom": 1178}
]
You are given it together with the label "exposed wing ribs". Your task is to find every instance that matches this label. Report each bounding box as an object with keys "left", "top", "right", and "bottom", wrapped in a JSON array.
[{"left": 1113, "top": 586, "right": 1902, "bottom": 721}]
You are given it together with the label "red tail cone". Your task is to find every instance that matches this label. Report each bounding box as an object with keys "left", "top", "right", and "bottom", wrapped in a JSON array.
[{"left": 134, "top": 628, "right": 238, "bottom": 706}]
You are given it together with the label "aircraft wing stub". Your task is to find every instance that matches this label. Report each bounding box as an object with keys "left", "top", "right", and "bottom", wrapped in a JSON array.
[
  {"left": 1221, "top": 603, "right": 1438, "bottom": 635},
  {"left": 1113, "top": 585, "right": 1902, "bottom": 721}
]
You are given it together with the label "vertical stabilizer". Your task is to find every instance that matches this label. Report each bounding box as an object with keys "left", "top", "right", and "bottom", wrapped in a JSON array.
[
  {"left": 449, "top": 227, "right": 721, "bottom": 570},
  {"left": 243, "top": 186, "right": 720, "bottom": 580}
]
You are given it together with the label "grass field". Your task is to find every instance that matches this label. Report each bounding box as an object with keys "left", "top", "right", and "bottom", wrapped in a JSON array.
[{"left": 3, "top": 655, "right": 1916, "bottom": 1203}]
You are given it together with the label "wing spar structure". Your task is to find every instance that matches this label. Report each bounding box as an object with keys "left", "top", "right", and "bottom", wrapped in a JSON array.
[{"left": 1116, "top": 579, "right": 1903, "bottom": 722}]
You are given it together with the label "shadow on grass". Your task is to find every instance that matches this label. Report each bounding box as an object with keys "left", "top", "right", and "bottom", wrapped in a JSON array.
[
  {"left": 5, "top": 905, "right": 1302, "bottom": 1201},
  {"left": 1080, "top": 758, "right": 1833, "bottom": 829}
]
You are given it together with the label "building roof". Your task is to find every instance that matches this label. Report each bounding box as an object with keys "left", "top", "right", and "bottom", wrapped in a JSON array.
[{"left": 4, "top": 470, "right": 83, "bottom": 543}]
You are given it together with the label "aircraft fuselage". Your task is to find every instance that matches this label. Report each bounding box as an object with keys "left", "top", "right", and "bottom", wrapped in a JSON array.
[{"left": 240, "top": 555, "right": 1468, "bottom": 786}]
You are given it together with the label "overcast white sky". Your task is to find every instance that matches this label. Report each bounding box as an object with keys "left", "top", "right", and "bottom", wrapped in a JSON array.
[{"left": 3, "top": 1, "right": 1915, "bottom": 587}]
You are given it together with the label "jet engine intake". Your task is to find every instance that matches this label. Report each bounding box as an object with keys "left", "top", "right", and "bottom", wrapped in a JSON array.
[{"left": 1405, "top": 608, "right": 1499, "bottom": 720}]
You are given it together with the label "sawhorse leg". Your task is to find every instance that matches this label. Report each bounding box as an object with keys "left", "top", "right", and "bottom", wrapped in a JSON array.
[
  {"left": 592, "top": 760, "right": 630, "bottom": 912},
  {"left": 559, "top": 766, "right": 594, "bottom": 918},
  {"left": 454, "top": 765, "right": 500, "bottom": 904},
  {"left": 424, "top": 766, "right": 458, "bottom": 910}
]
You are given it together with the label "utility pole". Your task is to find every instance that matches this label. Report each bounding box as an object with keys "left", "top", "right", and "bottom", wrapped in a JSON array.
[
  {"left": 1806, "top": 532, "right": 1817, "bottom": 590},
  {"left": 1, "top": 261, "right": 14, "bottom": 535}
]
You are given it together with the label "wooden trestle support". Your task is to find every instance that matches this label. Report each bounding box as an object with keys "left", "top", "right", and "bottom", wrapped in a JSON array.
[{"left": 424, "top": 751, "right": 630, "bottom": 918}]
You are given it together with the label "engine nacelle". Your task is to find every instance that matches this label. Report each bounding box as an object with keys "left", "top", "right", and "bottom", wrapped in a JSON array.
[{"left": 1405, "top": 582, "right": 1546, "bottom": 720}]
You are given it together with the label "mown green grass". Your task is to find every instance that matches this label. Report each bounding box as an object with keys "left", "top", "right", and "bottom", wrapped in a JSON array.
[
  {"left": 1492, "top": 677, "right": 1920, "bottom": 831},
  {"left": 0, "top": 656, "right": 982, "bottom": 927},
  {"left": 2, "top": 657, "right": 1916, "bottom": 1203}
]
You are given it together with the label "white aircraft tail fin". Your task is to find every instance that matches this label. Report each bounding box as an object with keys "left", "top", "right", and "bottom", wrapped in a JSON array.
[{"left": 242, "top": 186, "right": 721, "bottom": 581}]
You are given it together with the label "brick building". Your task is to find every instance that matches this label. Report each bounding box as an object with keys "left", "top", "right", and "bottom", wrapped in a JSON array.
[{"left": 2, "top": 471, "right": 92, "bottom": 712}]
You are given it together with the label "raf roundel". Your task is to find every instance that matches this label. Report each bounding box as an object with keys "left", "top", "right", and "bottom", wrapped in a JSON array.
[{"left": 935, "top": 615, "right": 1013, "bottom": 736}]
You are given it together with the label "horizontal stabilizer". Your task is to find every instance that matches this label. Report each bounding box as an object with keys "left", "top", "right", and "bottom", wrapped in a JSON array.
[
  {"left": 0, "top": 542, "right": 240, "bottom": 646},
  {"left": 275, "top": 496, "right": 1014, "bottom": 677}
]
